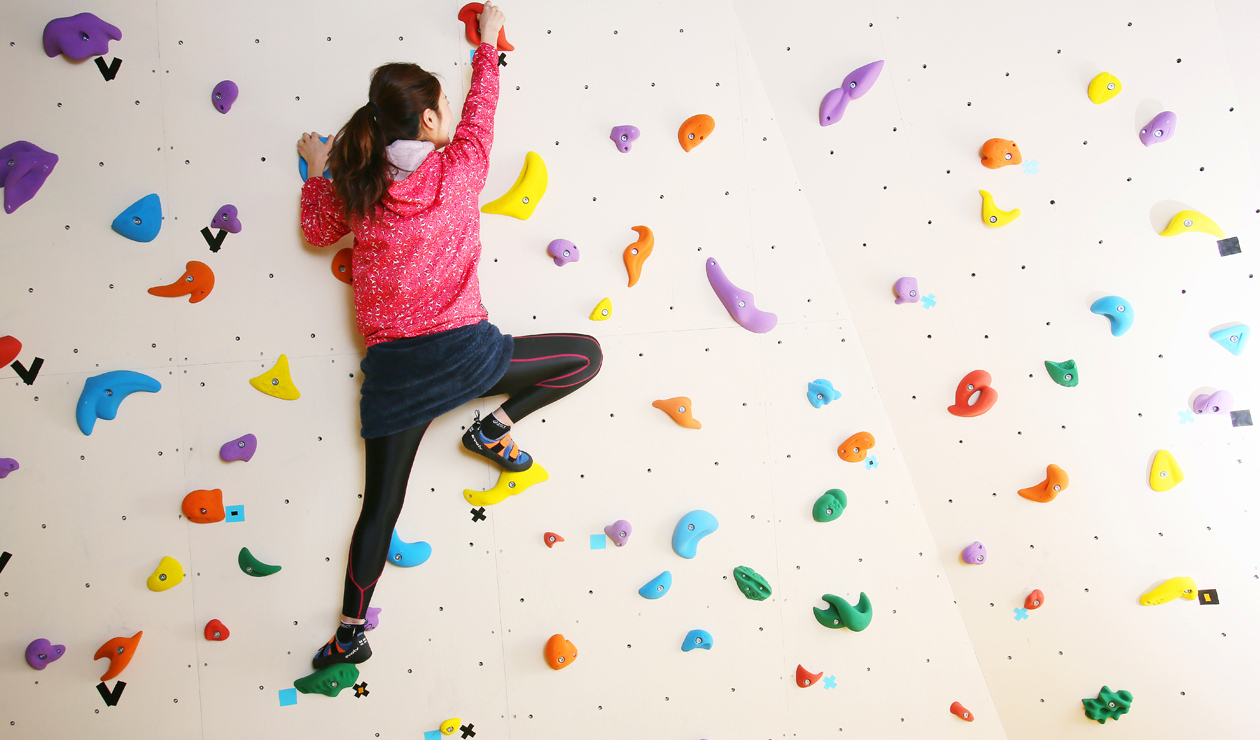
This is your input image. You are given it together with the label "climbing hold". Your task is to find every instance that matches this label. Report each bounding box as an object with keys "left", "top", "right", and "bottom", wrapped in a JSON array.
[
  {"left": 111, "top": 193, "right": 163, "bottom": 242},
  {"left": 76, "top": 370, "right": 162, "bottom": 436},
  {"left": 204, "top": 619, "right": 229, "bottom": 641},
  {"left": 1210, "top": 324, "right": 1249, "bottom": 356},
  {"left": 678, "top": 114, "right": 715, "bottom": 152},
  {"left": 481, "top": 151, "right": 546, "bottom": 220},
  {"left": 1149, "top": 450, "right": 1184, "bottom": 492},
  {"left": 893, "top": 277, "right": 919, "bottom": 304},
  {"left": 961, "top": 541, "right": 987, "bottom": 564},
  {"left": 43, "top": 12, "right": 121, "bottom": 60},
  {"left": 547, "top": 239, "right": 578, "bottom": 266},
  {"left": 1159, "top": 209, "right": 1223, "bottom": 238},
  {"left": 589, "top": 297, "right": 613, "bottom": 321},
  {"left": 1018, "top": 464, "right": 1068, "bottom": 503},
  {"left": 818, "top": 60, "right": 884, "bottom": 125},
  {"left": 1140, "top": 576, "right": 1197, "bottom": 605},
  {"left": 439, "top": 718, "right": 461, "bottom": 736},
  {"left": 1193, "top": 390, "right": 1233, "bottom": 415},
  {"left": 388, "top": 529, "right": 432, "bottom": 567},
  {"left": 807, "top": 379, "right": 840, "bottom": 408},
  {"left": 211, "top": 204, "right": 241, "bottom": 233},
  {"left": 25, "top": 639, "right": 65, "bottom": 670},
  {"left": 464, "top": 462, "right": 549, "bottom": 507},
  {"left": 295, "top": 663, "right": 360, "bottom": 697},
  {"left": 0, "top": 141, "right": 59, "bottom": 214},
  {"left": 220, "top": 433, "right": 257, "bottom": 462},
  {"left": 544, "top": 633, "right": 578, "bottom": 669},
  {"left": 0, "top": 458, "right": 18, "bottom": 478},
  {"left": 146, "top": 555, "right": 184, "bottom": 592},
  {"left": 332, "top": 247, "right": 353, "bottom": 284},
  {"left": 211, "top": 80, "right": 239, "bottom": 114},
  {"left": 1139, "top": 111, "right": 1176, "bottom": 147},
  {"left": 94, "top": 631, "right": 141, "bottom": 681},
  {"left": 603, "top": 519, "right": 632, "bottom": 547},
  {"left": 733, "top": 566, "right": 772, "bottom": 601},
  {"left": 638, "top": 571, "right": 672, "bottom": 599},
  {"left": 836, "top": 432, "right": 875, "bottom": 463},
  {"left": 1090, "top": 296, "right": 1134, "bottom": 336},
  {"left": 249, "top": 354, "right": 300, "bottom": 400},
  {"left": 364, "top": 607, "right": 382, "bottom": 631},
  {"left": 238, "top": 546, "right": 281, "bottom": 577},
  {"left": 623, "top": 226, "right": 654, "bottom": 287},
  {"left": 950, "top": 701, "right": 974, "bottom": 721},
  {"left": 148, "top": 260, "right": 215, "bottom": 303},
  {"left": 1025, "top": 589, "right": 1045, "bottom": 610},
  {"left": 796, "top": 664, "right": 823, "bottom": 688},
  {"left": 706, "top": 257, "right": 777, "bottom": 333},
  {"left": 672, "top": 510, "right": 719, "bottom": 559},
  {"left": 681, "top": 629, "right": 713, "bottom": 652},
  {"left": 979, "top": 190, "right": 1020, "bottom": 227},
  {"left": 652, "top": 397, "right": 701, "bottom": 429},
  {"left": 182, "top": 488, "right": 225, "bottom": 523},
  {"left": 610, "top": 125, "right": 640, "bottom": 153},
  {"left": 1043, "top": 359, "right": 1078, "bottom": 387},
  {"left": 1087, "top": 72, "right": 1122, "bottom": 104},
  {"left": 0, "top": 335, "right": 19, "bottom": 366},
  {"left": 543, "top": 532, "right": 564, "bottom": 548},
  {"left": 980, "top": 138, "right": 1022, "bottom": 168},
  {"left": 813, "top": 489, "right": 848, "bottom": 522},
  {"left": 298, "top": 136, "right": 332, "bottom": 180},
  {"left": 1083, "top": 686, "right": 1133, "bottom": 723},
  {"left": 947, "top": 369, "right": 998, "bottom": 417},
  {"left": 457, "top": 3, "right": 514, "bottom": 51},
  {"left": 812, "top": 592, "right": 873, "bottom": 632}
]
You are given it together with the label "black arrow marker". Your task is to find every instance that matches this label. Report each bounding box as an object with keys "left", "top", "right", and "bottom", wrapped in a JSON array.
[
  {"left": 94, "top": 57, "right": 122, "bottom": 81},
  {"left": 11, "top": 357, "right": 43, "bottom": 386},
  {"left": 0, "top": 551, "right": 11, "bottom": 574},
  {"left": 201, "top": 227, "right": 227, "bottom": 252},
  {"left": 96, "top": 680, "right": 126, "bottom": 706}
]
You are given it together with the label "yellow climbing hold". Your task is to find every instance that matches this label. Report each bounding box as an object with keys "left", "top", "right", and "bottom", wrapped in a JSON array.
[
  {"left": 146, "top": 555, "right": 184, "bottom": 592},
  {"left": 464, "top": 462, "right": 549, "bottom": 507},
  {"left": 979, "top": 190, "right": 1020, "bottom": 227},
  {"left": 589, "top": 297, "right": 612, "bottom": 321},
  {"left": 1159, "top": 209, "right": 1224, "bottom": 238},
  {"left": 1140, "top": 576, "right": 1197, "bottom": 605},
  {"left": 440, "top": 718, "right": 462, "bottom": 736},
  {"left": 481, "top": 151, "right": 547, "bottom": 220},
  {"left": 249, "top": 354, "right": 300, "bottom": 400},
  {"left": 1149, "top": 449, "right": 1184, "bottom": 492},
  {"left": 1087, "top": 72, "right": 1122, "bottom": 104}
]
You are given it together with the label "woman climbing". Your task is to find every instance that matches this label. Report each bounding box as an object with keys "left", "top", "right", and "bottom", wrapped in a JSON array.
[{"left": 296, "top": 1, "right": 601, "bottom": 669}]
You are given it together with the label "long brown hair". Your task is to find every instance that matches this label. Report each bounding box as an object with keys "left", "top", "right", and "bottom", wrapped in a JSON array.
[{"left": 328, "top": 62, "right": 442, "bottom": 224}]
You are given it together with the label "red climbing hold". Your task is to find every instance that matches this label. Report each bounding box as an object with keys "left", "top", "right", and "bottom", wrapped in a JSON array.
[
  {"left": 544, "top": 532, "right": 564, "bottom": 548},
  {"left": 795, "top": 664, "right": 823, "bottom": 688},
  {"left": 1025, "top": 589, "right": 1045, "bottom": 610},
  {"left": 458, "top": 3, "right": 514, "bottom": 51},
  {"left": 950, "top": 701, "right": 974, "bottom": 721},
  {"left": 331, "top": 247, "right": 352, "bottom": 285},
  {"left": 204, "top": 619, "right": 230, "bottom": 641},
  {"left": 947, "top": 369, "right": 998, "bottom": 417},
  {"left": 0, "top": 335, "right": 20, "bottom": 366}
]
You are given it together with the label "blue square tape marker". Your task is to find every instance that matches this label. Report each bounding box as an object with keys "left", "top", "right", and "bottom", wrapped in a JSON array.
[
  {"left": 225, "top": 505, "right": 245, "bottom": 522},
  {"left": 278, "top": 688, "right": 297, "bottom": 707},
  {"left": 589, "top": 534, "right": 606, "bottom": 550},
  {"left": 423, "top": 731, "right": 442, "bottom": 740}
]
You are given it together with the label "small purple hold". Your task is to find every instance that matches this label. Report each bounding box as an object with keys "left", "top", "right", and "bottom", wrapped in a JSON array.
[
  {"left": 0, "top": 458, "right": 18, "bottom": 478},
  {"left": 961, "top": 541, "right": 987, "bottom": 565},
  {"left": 364, "top": 606, "right": 382, "bottom": 631},
  {"left": 1139, "top": 111, "right": 1176, "bottom": 147},
  {"left": 42, "top": 12, "right": 122, "bottom": 61},
  {"left": 706, "top": 257, "right": 778, "bottom": 333},
  {"left": 894, "top": 277, "right": 919, "bottom": 304},
  {"left": 604, "top": 519, "right": 632, "bottom": 547},
  {"left": 25, "top": 638, "right": 66, "bottom": 670},
  {"left": 547, "top": 239, "right": 579, "bottom": 266},
  {"left": 212, "top": 204, "right": 241, "bottom": 233},
  {"left": 220, "top": 433, "right": 257, "bottom": 462},
  {"left": 212, "top": 80, "right": 239, "bottom": 114},
  {"left": 1, "top": 141, "right": 59, "bottom": 214},
  {"left": 610, "top": 125, "right": 640, "bottom": 153},
  {"left": 1193, "top": 390, "right": 1233, "bottom": 416}
]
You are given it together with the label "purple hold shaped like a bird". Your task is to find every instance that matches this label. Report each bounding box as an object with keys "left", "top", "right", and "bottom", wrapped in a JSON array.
[
  {"left": 604, "top": 519, "right": 632, "bottom": 547},
  {"left": 819, "top": 60, "right": 884, "bottom": 126},
  {"left": 1139, "top": 111, "right": 1176, "bottom": 147},
  {"left": 0, "top": 458, "right": 18, "bottom": 478},
  {"left": 25, "top": 638, "right": 65, "bottom": 670},
  {"left": 610, "top": 125, "right": 640, "bottom": 153},
  {"left": 1193, "top": 390, "right": 1233, "bottom": 416},
  {"left": 212, "top": 80, "right": 239, "bottom": 114},
  {"left": 961, "top": 541, "right": 987, "bottom": 565},
  {"left": 43, "top": 12, "right": 122, "bottom": 61},
  {"left": 212, "top": 204, "right": 241, "bottom": 233},
  {"left": 1, "top": 141, "right": 59, "bottom": 214},
  {"left": 220, "top": 433, "right": 257, "bottom": 462},
  {"left": 894, "top": 277, "right": 919, "bottom": 304},
  {"left": 706, "top": 257, "right": 777, "bottom": 333},
  {"left": 547, "top": 239, "right": 578, "bottom": 266}
]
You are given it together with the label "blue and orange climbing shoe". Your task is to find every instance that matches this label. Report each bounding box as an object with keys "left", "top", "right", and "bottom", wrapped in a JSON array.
[
  {"left": 312, "top": 623, "right": 372, "bottom": 670},
  {"left": 462, "top": 411, "right": 533, "bottom": 473}
]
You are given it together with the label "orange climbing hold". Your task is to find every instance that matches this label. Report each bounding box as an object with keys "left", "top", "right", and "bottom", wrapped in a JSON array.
[
  {"left": 678, "top": 114, "right": 715, "bottom": 152},
  {"left": 947, "top": 369, "right": 998, "bottom": 417},
  {"left": 544, "top": 532, "right": 564, "bottom": 548},
  {"left": 148, "top": 261, "right": 215, "bottom": 303},
  {"left": 653, "top": 397, "right": 701, "bottom": 429},
  {"left": 837, "top": 432, "right": 875, "bottom": 463},
  {"left": 458, "top": 3, "right": 514, "bottom": 51},
  {"left": 1018, "top": 464, "right": 1068, "bottom": 503},
  {"left": 94, "top": 631, "right": 142, "bottom": 681},
  {"left": 950, "top": 701, "right": 975, "bottom": 721},
  {"left": 980, "top": 138, "right": 1021, "bottom": 169},
  {"left": 1025, "top": 589, "right": 1045, "bottom": 610},
  {"left": 182, "top": 488, "right": 225, "bottom": 524},
  {"left": 796, "top": 664, "right": 824, "bottom": 688},
  {"left": 623, "top": 226, "right": 654, "bottom": 287},
  {"left": 544, "top": 633, "right": 578, "bottom": 670},
  {"left": 331, "top": 247, "right": 352, "bottom": 284}
]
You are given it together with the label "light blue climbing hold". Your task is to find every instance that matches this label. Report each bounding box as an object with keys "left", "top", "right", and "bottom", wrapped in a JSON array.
[
  {"left": 298, "top": 136, "right": 333, "bottom": 180},
  {"left": 110, "top": 193, "right": 163, "bottom": 242},
  {"left": 807, "top": 379, "right": 840, "bottom": 408},
  {"left": 387, "top": 529, "right": 431, "bottom": 567},
  {"left": 1090, "top": 296, "right": 1133, "bottom": 337},
  {"left": 671, "top": 510, "right": 719, "bottom": 559},
  {"left": 1210, "top": 324, "right": 1249, "bottom": 356},
  {"left": 75, "top": 370, "right": 161, "bottom": 435},
  {"left": 638, "top": 570, "right": 672, "bottom": 599},
  {"left": 681, "top": 629, "right": 712, "bottom": 651}
]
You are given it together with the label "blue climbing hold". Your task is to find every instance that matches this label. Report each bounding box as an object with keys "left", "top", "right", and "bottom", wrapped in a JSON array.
[
  {"left": 681, "top": 629, "right": 712, "bottom": 652},
  {"left": 671, "top": 510, "right": 719, "bottom": 559},
  {"left": 1090, "top": 296, "right": 1133, "bottom": 337},
  {"left": 110, "top": 193, "right": 163, "bottom": 242},
  {"left": 387, "top": 529, "right": 431, "bottom": 567},
  {"left": 298, "top": 136, "right": 333, "bottom": 180},
  {"left": 75, "top": 370, "right": 161, "bottom": 435},
  {"left": 807, "top": 379, "right": 840, "bottom": 408},
  {"left": 638, "top": 571, "right": 672, "bottom": 599},
  {"left": 1210, "top": 324, "right": 1249, "bottom": 356}
]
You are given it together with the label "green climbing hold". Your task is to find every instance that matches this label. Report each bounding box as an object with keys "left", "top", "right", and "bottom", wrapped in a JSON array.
[
  {"left": 294, "top": 663, "right": 359, "bottom": 697},
  {"left": 238, "top": 546, "right": 281, "bottom": 577},
  {"left": 1044, "top": 359, "right": 1079, "bottom": 387},
  {"left": 733, "top": 566, "right": 772, "bottom": 601},
  {"left": 812, "top": 592, "right": 873, "bottom": 632},
  {"left": 1082, "top": 686, "right": 1133, "bottom": 723},
  {"left": 812, "top": 488, "right": 847, "bottom": 522}
]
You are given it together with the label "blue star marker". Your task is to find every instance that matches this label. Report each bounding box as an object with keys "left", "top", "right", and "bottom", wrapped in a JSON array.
[
  {"left": 1177, "top": 409, "right": 1195, "bottom": 424},
  {"left": 823, "top": 675, "right": 837, "bottom": 690},
  {"left": 1013, "top": 608, "right": 1029, "bottom": 621},
  {"left": 921, "top": 293, "right": 937, "bottom": 309},
  {"left": 865, "top": 456, "right": 879, "bottom": 470},
  {"left": 1023, "top": 160, "right": 1039, "bottom": 175}
]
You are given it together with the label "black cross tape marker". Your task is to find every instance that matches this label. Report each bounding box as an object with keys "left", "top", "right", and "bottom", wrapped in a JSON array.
[
  {"left": 201, "top": 227, "right": 227, "bottom": 252},
  {"left": 94, "top": 57, "right": 122, "bottom": 82},
  {"left": 96, "top": 680, "right": 126, "bottom": 706},
  {"left": 460, "top": 723, "right": 476, "bottom": 738},
  {"left": 11, "top": 357, "right": 43, "bottom": 386},
  {"left": 498, "top": 52, "right": 506, "bottom": 67},
  {"left": 470, "top": 507, "right": 487, "bottom": 522},
  {"left": 0, "top": 551, "right": 11, "bottom": 574}
]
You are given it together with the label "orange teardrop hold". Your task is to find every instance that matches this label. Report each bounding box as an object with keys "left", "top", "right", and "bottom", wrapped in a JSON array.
[
  {"left": 544, "top": 633, "right": 578, "bottom": 670},
  {"left": 837, "top": 432, "right": 875, "bottom": 462},
  {"left": 1017, "top": 464, "right": 1068, "bottom": 503},
  {"left": 543, "top": 532, "right": 565, "bottom": 548},
  {"left": 653, "top": 397, "right": 701, "bottom": 429},
  {"left": 795, "top": 664, "right": 824, "bottom": 688},
  {"left": 94, "top": 631, "right": 142, "bottom": 681},
  {"left": 678, "top": 114, "right": 715, "bottom": 152},
  {"left": 1024, "top": 589, "right": 1045, "bottom": 610},
  {"left": 331, "top": 247, "right": 352, "bottom": 284},
  {"left": 950, "top": 701, "right": 974, "bottom": 721},
  {"left": 623, "top": 226, "right": 654, "bottom": 287},
  {"left": 182, "top": 489, "right": 226, "bottom": 523},
  {"left": 147, "top": 261, "right": 215, "bottom": 303}
]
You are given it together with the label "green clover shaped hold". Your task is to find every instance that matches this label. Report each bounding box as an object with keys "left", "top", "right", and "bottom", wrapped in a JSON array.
[
  {"left": 294, "top": 663, "right": 360, "bottom": 697},
  {"left": 813, "top": 592, "right": 873, "bottom": 632},
  {"left": 1083, "top": 686, "right": 1133, "bottom": 723},
  {"left": 733, "top": 566, "right": 772, "bottom": 601},
  {"left": 812, "top": 489, "right": 847, "bottom": 523}
]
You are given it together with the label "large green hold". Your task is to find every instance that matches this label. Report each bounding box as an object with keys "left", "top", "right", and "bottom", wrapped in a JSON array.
[
  {"left": 733, "top": 566, "right": 772, "bottom": 601},
  {"left": 238, "top": 547, "right": 281, "bottom": 577},
  {"left": 1082, "top": 686, "right": 1132, "bottom": 723},
  {"left": 1044, "top": 359, "right": 1079, "bottom": 387},
  {"left": 813, "top": 592, "right": 873, "bottom": 632},
  {"left": 294, "top": 663, "right": 360, "bottom": 697},
  {"left": 812, "top": 489, "right": 847, "bottom": 522}
]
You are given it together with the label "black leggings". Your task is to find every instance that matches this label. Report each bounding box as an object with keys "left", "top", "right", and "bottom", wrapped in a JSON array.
[{"left": 341, "top": 332, "right": 602, "bottom": 618}]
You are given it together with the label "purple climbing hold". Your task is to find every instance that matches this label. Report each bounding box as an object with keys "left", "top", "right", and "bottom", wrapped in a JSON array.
[
  {"left": 0, "top": 458, "right": 18, "bottom": 478},
  {"left": 212, "top": 80, "right": 239, "bottom": 114},
  {"left": 364, "top": 606, "right": 382, "bottom": 631},
  {"left": 604, "top": 519, "right": 632, "bottom": 547},
  {"left": 219, "top": 433, "right": 257, "bottom": 462},
  {"left": 706, "top": 258, "right": 777, "bottom": 333},
  {"left": 212, "top": 204, "right": 241, "bottom": 233},
  {"left": 42, "top": 13, "right": 122, "bottom": 60},
  {"left": 547, "top": 239, "right": 579, "bottom": 266},
  {"left": 1139, "top": 111, "right": 1176, "bottom": 147},
  {"left": 894, "top": 277, "right": 919, "bottom": 304},
  {"left": 610, "top": 125, "right": 640, "bottom": 153},
  {"left": 1, "top": 141, "right": 59, "bottom": 214},
  {"left": 961, "top": 541, "right": 987, "bottom": 565},
  {"left": 819, "top": 60, "right": 884, "bottom": 126},
  {"left": 1193, "top": 390, "right": 1233, "bottom": 416},
  {"left": 25, "top": 638, "right": 65, "bottom": 670}
]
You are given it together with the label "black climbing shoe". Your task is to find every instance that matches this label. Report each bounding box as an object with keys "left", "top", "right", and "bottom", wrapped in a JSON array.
[
  {"left": 462, "top": 414, "right": 533, "bottom": 473},
  {"left": 312, "top": 629, "right": 371, "bottom": 670}
]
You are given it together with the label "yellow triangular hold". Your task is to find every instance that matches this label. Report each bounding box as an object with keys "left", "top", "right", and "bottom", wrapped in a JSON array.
[
  {"left": 1149, "top": 449, "right": 1184, "bottom": 492},
  {"left": 464, "top": 462, "right": 549, "bottom": 507},
  {"left": 589, "top": 297, "right": 612, "bottom": 321},
  {"left": 249, "top": 354, "right": 301, "bottom": 400},
  {"left": 440, "top": 718, "right": 462, "bottom": 736},
  {"left": 146, "top": 555, "right": 184, "bottom": 592},
  {"left": 481, "top": 151, "right": 547, "bottom": 220},
  {"left": 980, "top": 190, "right": 1020, "bottom": 227},
  {"left": 1159, "top": 209, "right": 1224, "bottom": 238}
]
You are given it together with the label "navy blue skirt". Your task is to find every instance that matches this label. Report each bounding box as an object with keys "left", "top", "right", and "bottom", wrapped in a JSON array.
[{"left": 359, "top": 320, "right": 514, "bottom": 439}]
